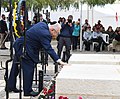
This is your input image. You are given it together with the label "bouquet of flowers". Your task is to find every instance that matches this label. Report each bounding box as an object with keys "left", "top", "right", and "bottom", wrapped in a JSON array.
[{"left": 39, "top": 81, "right": 55, "bottom": 99}]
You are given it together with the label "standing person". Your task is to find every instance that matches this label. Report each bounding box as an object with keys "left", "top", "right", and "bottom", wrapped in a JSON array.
[
  {"left": 72, "top": 21, "right": 80, "bottom": 51},
  {"left": 6, "top": 22, "right": 67, "bottom": 97},
  {"left": 39, "top": 14, "right": 47, "bottom": 24},
  {"left": 57, "top": 15, "right": 74, "bottom": 62},
  {"left": 32, "top": 13, "right": 37, "bottom": 24},
  {"left": 58, "top": 17, "right": 66, "bottom": 25},
  {"left": 0, "top": 14, "right": 8, "bottom": 49}
]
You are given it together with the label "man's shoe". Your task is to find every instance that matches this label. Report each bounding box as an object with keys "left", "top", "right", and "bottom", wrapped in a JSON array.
[
  {"left": 5, "top": 88, "right": 22, "bottom": 93},
  {"left": 24, "top": 91, "right": 39, "bottom": 97},
  {"left": 12, "top": 88, "right": 22, "bottom": 93}
]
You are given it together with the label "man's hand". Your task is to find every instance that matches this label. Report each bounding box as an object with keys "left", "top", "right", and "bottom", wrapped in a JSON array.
[
  {"left": 68, "top": 23, "right": 72, "bottom": 27},
  {"left": 57, "top": 59, "right": 67, "bottom": 66},
  {"left": 59, "top": 61, "right": 67, "bottom": 66}
]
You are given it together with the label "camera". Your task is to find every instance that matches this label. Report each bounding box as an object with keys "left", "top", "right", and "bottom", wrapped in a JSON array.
[{"left": 68, "top": 19, "right": 72, "bottom": 23}]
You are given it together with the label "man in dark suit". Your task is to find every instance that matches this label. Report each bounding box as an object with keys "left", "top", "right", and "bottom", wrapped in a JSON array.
[
  {"left": 0, "top": 14, "right": 8, "bottom": 49},
  {"left": 6, "top": 22, "right": 66, "bottom": 96}
]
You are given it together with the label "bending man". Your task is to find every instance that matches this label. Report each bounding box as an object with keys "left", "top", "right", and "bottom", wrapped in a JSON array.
[{"left": 6, "top": 22, "right": 66, "bottom": 96}]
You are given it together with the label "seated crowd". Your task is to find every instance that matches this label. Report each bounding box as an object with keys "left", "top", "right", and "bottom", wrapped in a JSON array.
[{"left": 71, "top": 19, "right": 120, "bottom": 52}]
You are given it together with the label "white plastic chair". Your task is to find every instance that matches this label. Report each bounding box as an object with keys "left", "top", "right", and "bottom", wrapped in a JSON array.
[{"left": 102, "top": 34, "right": 109, "bottom": 44}]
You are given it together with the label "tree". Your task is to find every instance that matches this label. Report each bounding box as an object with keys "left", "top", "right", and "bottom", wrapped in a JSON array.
[
  {"left": 1, "top": 0, "right": 117, "bottom": 15},
  {"left": 83, "top": 0, "right": 116, "bottom": 7},
  {"left": 0, "top": 0, "right": 8, "bottom": 12}
]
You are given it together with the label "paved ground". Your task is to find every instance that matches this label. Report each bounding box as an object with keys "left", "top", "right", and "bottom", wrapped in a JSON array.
[
  {"left": 0, "top": 41, "right": 120, "bottom": 99},
  {"left": 0, "top": 55, "right": 56, "bottom": 99}
]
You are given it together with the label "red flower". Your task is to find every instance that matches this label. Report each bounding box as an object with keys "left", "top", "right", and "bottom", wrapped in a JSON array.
[
  {"left": 59, "top": 96, "right": 64, "bottom": 99},
  {"left": 48, "top": 89, "right": 53, "bottom": 94},
  {"left": 43, "top": 91, "right": 47, "bottom": 95},
  {"left": 79, "top": 96, "right": 83, "bottom": 99},
  {"left": 43, "top": 88, "right": 47, "bottom": 91},
  {"left": 63, "top": 97, "right": 69, "bottom": 99},
  {"left": 43, "top": 88, "right": 47, "bottom": 95}
]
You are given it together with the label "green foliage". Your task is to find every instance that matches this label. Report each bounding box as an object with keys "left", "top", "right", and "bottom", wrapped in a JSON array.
[
  {"left": 83, "top": 0, "right": 116, "bottom": 7},
  {"left": 1, "top": 0, "right": 117, "bottom": 12},
  {"left": 1, "top": 0, "right": 8, "bottom": 8},
  {"left": 3, "top": 0, "right": 117, "bottom": 8}
]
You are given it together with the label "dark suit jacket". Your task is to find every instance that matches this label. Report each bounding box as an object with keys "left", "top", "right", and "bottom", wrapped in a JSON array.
[{"left": 13, "top": 22, "right": 59, "bottom": 63}]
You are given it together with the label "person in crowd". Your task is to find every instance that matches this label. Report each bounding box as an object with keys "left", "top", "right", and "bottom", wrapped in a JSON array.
[
  {"left": 58, "top": 17, "right": 62, "bottom": 24},
  {"left": 100, "top": 26, "right": 105, "bottom": 33},
  {"left": 82, "top": 19, "right": 91, "bottom": 42},
  {"left": 105, "top": 26, "right": 115, "bottom": 44},
  {"left": 96, "top": 20, "right": 103, "bottom": 29},
  {"left": 58, "top": 17, "right": 66, "bottom": 25},
  {"left": 32, "top": 13, "right": 38, "bottom": 24},
  {"left": 99, "top": 26, "right": 109, "bottom": 50},
  {"left": 24, "top": 16, "right": 32, "bottom": 30},
  {"left": 112, "top": 29, "right": 120, "bottom": 52},
  {"left": 0, "top": 14, "right": 8, "bottom": 49},
  {"left": 82, "top": 19, "right": 91, "bottom": 29},
  {"left": 57, "top": 15, "right": 74, "bottom": 62},
  {"left": 39, "top": 14, "right": 47, "bottom": 24},
  {"left": 72, "top": 21, "right": 80, "bottom": 51},
  {"left": 83, "top": 26, "right": 92, "bottom": 51},
  {"left": 77, "top": 18, "right": 81, "bottom": 49},
  {"left": 91, "top": 26, "right": 103, "bottom": 52},
  {"left": 78, "top": 18, "right": 80, "bottom": 22},
  {"left": 6, "top": 22, "right": 67, "bottom": 97}
]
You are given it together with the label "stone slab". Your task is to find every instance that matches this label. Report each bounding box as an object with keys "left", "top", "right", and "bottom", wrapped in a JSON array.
[
  {"left": 56, "top": 64, "right": 120, "bottom": 99},
  {"left": 69, "top": 54, "right": 120, "bottom": 65},
  {"left": 4, "top": 93, "right": 31, "bottom": 99}
]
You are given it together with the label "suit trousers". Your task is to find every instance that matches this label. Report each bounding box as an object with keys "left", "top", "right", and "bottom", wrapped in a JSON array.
[{"left": 8, "top": 53, "right": 35, "bottom": 95}]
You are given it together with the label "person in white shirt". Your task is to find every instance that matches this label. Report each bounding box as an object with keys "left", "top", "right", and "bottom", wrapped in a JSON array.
[
  {"left": 91, "top": 26, "right": 103, "bottom": 52},
  {"left": 83, "top": 26, "right": 92, "bottom": 51}
]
